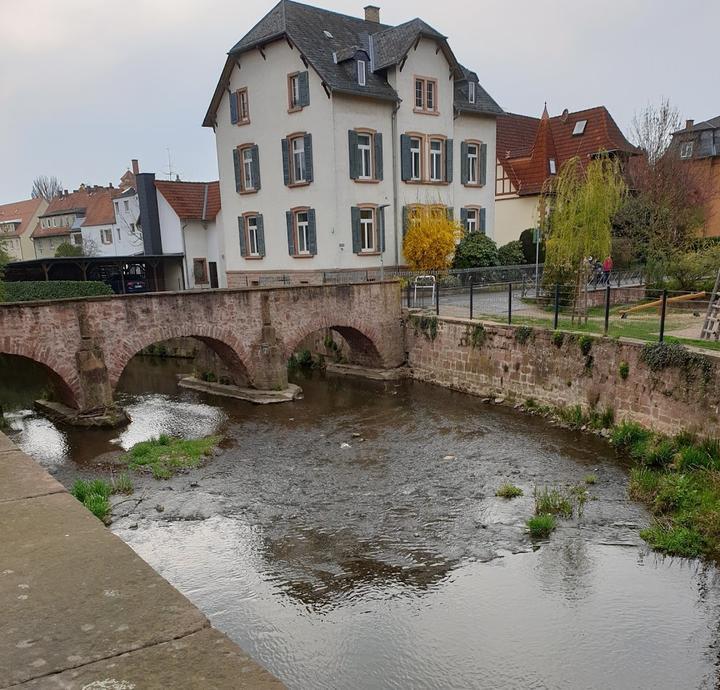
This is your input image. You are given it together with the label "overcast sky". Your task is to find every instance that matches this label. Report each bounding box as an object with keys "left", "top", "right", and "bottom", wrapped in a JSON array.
[{"left": 1, "top": 0, "right": 717, "bottom": 204}]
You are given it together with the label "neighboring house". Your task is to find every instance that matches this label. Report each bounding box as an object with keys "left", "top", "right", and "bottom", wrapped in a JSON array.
[
  {"left": 135, "top": 173, "right": 225, "bottom": 290},
  {"left": 495, "top": 105, "right": 639, "bottom": 246},
  {"left": 0, "top": 197, "right": 47, "bottom": 260},
  {"left": 203, "top": 1, "right": 502, "bottom": 286},
  {"left": 669, "top": 116, "right": 720, "bottom": 238}
]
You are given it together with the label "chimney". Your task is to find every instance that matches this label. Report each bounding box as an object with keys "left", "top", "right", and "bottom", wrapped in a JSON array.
[
  {"left": 686, "top": 119, "right": 694, "bottom": 130},
  {"left": 364, "top": 5, "right": 380, "bottom": 22},
  {"left": 131, "top": 159, "right": 139, "bottom": 174},
  {"left": 561, "top": 108, "right": 569, "bottom": 123}
]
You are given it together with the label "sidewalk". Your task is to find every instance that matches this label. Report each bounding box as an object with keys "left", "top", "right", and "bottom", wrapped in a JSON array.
[{"left": 0, "top": 432, "right": 283, "bottom": 689}]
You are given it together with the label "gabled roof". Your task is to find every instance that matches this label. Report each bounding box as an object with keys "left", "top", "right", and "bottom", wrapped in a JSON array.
[
  {"left": 454, "top": 64, "right": 503, "bottom": 117},
  {"left": 203, "top": 1, "right": 501, "bottom": 126},
  {"left": 83, "top": 188, "right": 119, "bottom": 227},
  {"left": 0, "top": 197, "right": 46, "bottom": 238},
  {"left": 497, "top": 105, "right": 640, "bottom": 195},
  {"left": 155, "top": 181, "right": 221, "bottom": 222},
  {"left": 673, "top": 115, "right": 720, "bottom": 134},
  {"left": 32, "top": 186, "right": 118, "bottom": 237}
]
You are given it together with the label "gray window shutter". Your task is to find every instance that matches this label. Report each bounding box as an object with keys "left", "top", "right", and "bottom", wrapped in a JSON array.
[
  {"left": 351, "top": 206, "right": 361, "bottom": 253},
  {"left": 307, "top": 209, "right": 317, "bottom": 255},
  {"left": 286, "top": 211, "right": 295, "bottom": 255},
  {"left": 445, "top": 139, "right": 453, "bottom": 183},
  {"left": 480, "top": 143, "right": 487, "bottom": 186},
  {"left": 233, "top": 148, "right": 241, "bottom": 193},
  {"left": 298, "top": 71, "right": 310, "bottom": 107},
  {"left": 281, "top": 138, "right": 290, "bottom": 186},
  {"left": 257, "top": 214, "right": 266, "bottom": 257},
  {"left": 446, "top": 207, "right": 454, "bottom": 221},
  {"left": 229, "top": 91, "right": 238, "bottom": 125},
  {"left": 238, "top": 216, "right": 247, "bottom": 257},
  {"left": 400, "top": 134, "right": 411, "bottom": 181},
  {"left": 348, "top": 130, "right": 359, "bottom": 180},
  {"left": 304, "top": 133, "right": 314, "bottom": 183},
  {"left": 378, "top": 206, "right": 386, "bottom": 252},
  {"left": 460, "top": 141, "right": 468, "bottom": 184},
  {"left": 374, "top": 132, "right": 383, "bottom": 181},
  {"left": 250, "top": 145, "right": 261, "bottom": 190},
  {"left": 460, "top": 207, "right": 468, "bottom": 230},
  {"left": 480, "top": 207, "right": 487, "bottom": 234},
  {"left": 402, "top": 205, "right": 409, "bottom": 237}
]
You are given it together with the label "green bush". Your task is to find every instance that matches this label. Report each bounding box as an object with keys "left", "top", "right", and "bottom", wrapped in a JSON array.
[
  {"left": 618, "top": 361, "right": 630, "bottom": 380},
  {"left": 497, "top": 241, "right": 525, "bottom": 266},
  {"left": 55, "top": 242, "right": 84, "bottom": 257},
  {"left": 452, "top": 232, "right": 498, "bottom": 269},
  {"left": 3, "top": 281, "right": 112, "bottom": 303},
  {"left": 519, "top": 228, "right": 545, "bottom": 264}
]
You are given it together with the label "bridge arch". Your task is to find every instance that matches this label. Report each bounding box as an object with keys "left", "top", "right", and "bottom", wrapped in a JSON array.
[
  {"left": 0, "top": 348, "right": 81, "bottom": 408},
  {"left": 107, "top": 325, "right": 254, "bottom": 391}
]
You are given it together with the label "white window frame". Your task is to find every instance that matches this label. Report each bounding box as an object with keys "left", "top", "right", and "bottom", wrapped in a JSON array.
[
  {"left": 358, "top": 133, "right": 373, "bottom": 179},
  {"left": 295, "top": 211, "right": 310, "bottom": 254},
  {"left": 426, "top": 80, "right": 435, "bottom": 111},
  {"left": 680, "top": 141, "right": 694, "bottom": 159},
  {"left": 410, "top": 137, "right": 422, "bottom": 181},
  {"left": 466, "top": 208, "right": 478, "bottom": 233},
  {"left": 414, "top": 79, "right": 424, "bottom": 109},
  {"left": 359, "top": 208, "right": 375, "bottom": 253},
  {"left": 467, "top": 143, "right": 478, "bottom": 184},
  {"left": 469, "top": 81, "right": 476, "bottom": 104},
  {"left": 291, "top": 136, "right": 306, "bottom": 183},
  {"left": 549, "top": 158, "right": 557, "bottom": 175},
  {"left": 289, "top": 74, "right": 301, "bottom": 109},
  {"left": 238, "top": 89, "right": 249, "bottom": 122},
  {"left": 430, "top": 139, "right": 443, "bottom": 182},
  {"left": 242, "top": 147, "right": 254, "bottom": 190},
  {"left": 247, "top": 215, "right": 259, "bottom": 256},
  {"left": 101, "top": 228, "right": 113, "bottom": 244},
  {"left": 572, "top": 119, "right": 587, "bottom": 135},
  {"left": 357, "top": 60, "right": 366, "bottom": 86}
]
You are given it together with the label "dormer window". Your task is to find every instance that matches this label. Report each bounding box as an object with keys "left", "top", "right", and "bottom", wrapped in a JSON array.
[
  {"left": 572, "top": 119, "right": 587, "bottom": 135},
  {"left": 680, "top": 141, "right": 694, "bottom": 159},
  {"left": 357, "top": 60, "right": 366, "bottom": 86},
  {"left": 549, "top": 158, "right": 557, "bottom": 175},
  {"left": 469, "top": 82, "right": 476, "bottom": 104}
]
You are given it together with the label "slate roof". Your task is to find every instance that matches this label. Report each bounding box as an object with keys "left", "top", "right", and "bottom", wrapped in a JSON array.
[
  {"left": 204, "top": 0, "right": 502, "bottom": 125},
  {"left": 155, "top": 181, "right": 221, "bottom": 222},
  {"left": 497, "top": 105, "right": 639, "bottom": 195},
  {"left": 0, "top": 197, "right": 46, "bottom": 238},
  {"left": 454, "top": 64, "right": 503, "bottom": 117}
]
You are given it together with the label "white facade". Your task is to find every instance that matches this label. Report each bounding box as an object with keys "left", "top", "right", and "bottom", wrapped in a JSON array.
[{"left": 210, "top": 15, "right": 499, "bottom": 286}]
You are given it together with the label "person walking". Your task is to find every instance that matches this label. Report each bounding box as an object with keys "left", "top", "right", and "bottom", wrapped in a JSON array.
[{"left": 602, "top": 255, "right": 613, "bottom": 285}]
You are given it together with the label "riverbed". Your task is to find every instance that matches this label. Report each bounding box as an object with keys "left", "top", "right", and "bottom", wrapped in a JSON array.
[{"left": 3, "top": 355, "right": 720, "bottom": 689}]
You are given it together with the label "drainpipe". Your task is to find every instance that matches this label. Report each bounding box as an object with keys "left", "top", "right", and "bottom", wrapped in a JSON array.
[
  {"left": 181, "top": 222, "right": 190, "bottom": 290},
  {"left": 391, "top": 98, "right": 401, "bottom": 270}
]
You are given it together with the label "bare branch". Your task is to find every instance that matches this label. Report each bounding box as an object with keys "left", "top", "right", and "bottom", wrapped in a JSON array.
[{"left": 31, "top": 175, "right": 64, "bottom": 202}]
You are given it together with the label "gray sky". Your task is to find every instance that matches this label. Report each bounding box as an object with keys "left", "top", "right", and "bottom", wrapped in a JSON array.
[{"left": 1, "top": 0, "right": 717, "bottom": 204}]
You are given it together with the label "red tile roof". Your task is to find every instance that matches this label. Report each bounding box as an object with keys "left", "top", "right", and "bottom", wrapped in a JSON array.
[
  {"left": 32, "top": 186, "right": 118, "bottom": 237},
  {"left": 497, "top": 105, "right": 640, "bottom": 195},
  {"left": 0, "top": 197, "right": 46, "bottom": 237},
  {"left": 155, "top": 180, "right": 221, "bottom": 222}
]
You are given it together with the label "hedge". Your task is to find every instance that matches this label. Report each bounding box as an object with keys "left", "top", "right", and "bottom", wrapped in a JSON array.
[{"left": 2, "top": 281, "right": 113, "bottom": 303}]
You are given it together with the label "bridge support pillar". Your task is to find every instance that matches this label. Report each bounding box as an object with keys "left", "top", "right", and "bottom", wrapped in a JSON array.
[{"left": 254, "top": 324, "right": 289, "bottom": 391}]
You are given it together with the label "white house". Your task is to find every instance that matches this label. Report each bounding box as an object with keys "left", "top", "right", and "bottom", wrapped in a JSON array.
[{"left": 203, "top": 1, "right": 502, "bottom": 286}]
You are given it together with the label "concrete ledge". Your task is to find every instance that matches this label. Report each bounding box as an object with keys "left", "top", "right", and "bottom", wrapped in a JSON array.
[
  {"left": 178, "top": 376, "right": 303, "bottom": 404},
  {"left": 0, "top": 449, "right": 65, "bottom": 504},
  {"left": 34, "top": 400, "right": 130, "bottom": 429},
  {"left": 325, "top": 362, "right": 408, "bottom": 381}
]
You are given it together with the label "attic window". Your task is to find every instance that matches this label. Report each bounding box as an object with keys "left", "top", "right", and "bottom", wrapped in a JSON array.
[
  {"left": 469, "top": 82, "right": 476, "bottom": 104},
  {"left": 323, "top": 30, "right": 333, "bottom": 38},
  {"left": 572, "top": 120, "right": 587, "bottom": 135},
  {"left": 680, "top": 141, "right": 694, "bottom": 159},
  {"left": 357, "top": 60, "right": 366, "bottom": 86},
  {"left": 549, "top": 158, "right": 557, "bottom": 175}
]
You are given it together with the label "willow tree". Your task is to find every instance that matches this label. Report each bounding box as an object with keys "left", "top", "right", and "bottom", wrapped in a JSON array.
[
  {"left": 540, "top": 154, "right": 627, "bottom": 321},
  {"left": 403, "top": 204, "right": 462, "bottom": 271}
]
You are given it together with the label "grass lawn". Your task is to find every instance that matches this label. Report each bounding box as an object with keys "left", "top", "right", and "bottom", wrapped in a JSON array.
[{"left": 125, "top": 434, "right": 220, "bottom": 479}]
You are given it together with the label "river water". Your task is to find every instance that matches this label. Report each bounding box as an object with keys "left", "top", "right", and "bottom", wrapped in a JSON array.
[{"left": 3, "top": 355, "right": 720, "bottom": 689}]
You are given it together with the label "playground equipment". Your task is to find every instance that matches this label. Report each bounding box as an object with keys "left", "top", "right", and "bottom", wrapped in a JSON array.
[
  {"left": 701, "top": 269, "right": 720, "bottom": 340},
  {"left": 619, "top": 291, "right": 706, "bottom": 319}
]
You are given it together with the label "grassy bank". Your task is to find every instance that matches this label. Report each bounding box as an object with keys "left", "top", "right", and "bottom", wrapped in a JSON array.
[
  {"left": 71, "top": 473, "right": 133, "bottom": 523},
  {"left": 124, "top": 434, "right": 219, "bottom": 479}
]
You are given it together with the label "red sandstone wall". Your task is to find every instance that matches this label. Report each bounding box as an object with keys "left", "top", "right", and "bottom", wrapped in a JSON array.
[{"left": 406, "top": 315, "right": 720, "bottom": 437}]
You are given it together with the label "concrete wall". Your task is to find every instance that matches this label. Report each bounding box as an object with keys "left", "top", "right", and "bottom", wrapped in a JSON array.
[
  {"left": 406, "top": 315, "right": 720, "bottom": 437},
  {"left": 494, "top": 194, "right": 538, "bottom": 247}
]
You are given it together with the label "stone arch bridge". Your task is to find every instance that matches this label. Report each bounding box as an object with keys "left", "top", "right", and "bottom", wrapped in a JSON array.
[{"left": 0, "top": 282, "right": 403, "bottom": 424}]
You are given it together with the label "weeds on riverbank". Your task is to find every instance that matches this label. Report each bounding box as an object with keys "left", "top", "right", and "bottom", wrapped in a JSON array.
[
  {"left": 125, "top": 434, "right": 219, "bottom": 479},
  {"left": 496, "top": 483, "right": 523, "bottom": 498},
  {"left": 71, "top": 478, "right": 113, "bottom": 522},
  {"left": 527, "top": 514, "right": 556, "bottom": 538},
  {"left": 616, "top": 421, "right": 720, "bottom": 559}
]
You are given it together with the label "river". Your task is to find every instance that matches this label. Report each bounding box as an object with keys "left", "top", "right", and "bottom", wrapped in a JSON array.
[{"left": 2, "top": 354, "right": 720, "bottom": 689}]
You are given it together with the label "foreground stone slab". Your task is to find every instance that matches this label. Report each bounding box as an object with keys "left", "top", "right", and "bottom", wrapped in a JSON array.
[
  {"left": 178, "top": 376, "right": 303, "bottom": 404},
  {"left": 325, "top": 362, "right": 408, "bottom": 381},
  {"left": 0, "top": 492, "right": 209, "bottom": 686},
  {"left": 12, "top": 627, "right": 284, "bottom": 689},
  {"left": 34, "top": 400, "right": 130, "bottom": 429},
  {"left": 0, "top": 449, "right": 65, "bottom": 504}
]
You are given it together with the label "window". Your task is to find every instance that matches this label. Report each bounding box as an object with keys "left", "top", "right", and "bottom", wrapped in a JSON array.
[
  {"left": 116, "top": 227, "right": 121, "bottom": 240},
  {"left": 289, "top": 74, "right": 300, "bottom": 109},
  {"left": 680, "top": 141, "right": 694, "bottom": 159},
  {"left": 288, "top": 71, "right": 309, "bottom": 111},
  {"left": 238, "top": 88, "right": 249, "bottom": 123},
  {"left": 193, "top": 258, "right": 208, "bottom": 284},
  {"left": 101, "top": 228, "right": 113, "bottom": 244},
  {"left": 466, "top": 208, "right": 478, "bottom": 233},
  {"left": 296, "top": 211, "right": 310, "bottom": 254},
  {"left": 242, "top": 147, "right": 254, "bottom": 190},
  {"left": 123, "top": 200, "right": 129, "bottom": 212},
  {"left": 357, "top": 60, "right": 366, "bottom": 86},
  {"left": 429, "top": 139, "right": 443, "bottom": 181},
  {"left": 410, "top": 137, "right": 422, "bottom": 181},
  {"left": 234, "top": 144, "right": 260, "bottom": 193},
  {"left": 360, "top": 208, "right": 375, "bottom": 252},
  {"left": 572, "top": 119, "right": 587, "bottom": 136},
  {"left": 469, "top": 81, "right": 476, "bottom": 104},
  {"left": 414, "top": 76, "right": 439, "bottom": 113},
  {"left": 549, "top": 158, "right": 557, "bottom": 175},
  {"left": 72, "top": 233, "right": 82, "bottom": 246},
  {"left": 467, "top": 143, "right": 478, "bottom": 184},
  {"left": 357, "top": 133, "right": 372, "bottom": 179},
  {"left": 291, "top": 136, "right": 306, "bottom": 183},
  {"left": 247, "top": 215, "right": 259, "bottom": 256}
]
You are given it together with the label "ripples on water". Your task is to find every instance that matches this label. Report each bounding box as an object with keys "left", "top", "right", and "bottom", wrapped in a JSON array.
[{"left": 3, "top": 356, "right": 720, "bottom": 689}]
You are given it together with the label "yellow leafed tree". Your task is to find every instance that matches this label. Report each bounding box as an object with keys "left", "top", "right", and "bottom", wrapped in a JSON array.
[{"left": 402, "top": 205, "right": 462, "bottom": 271}]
